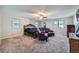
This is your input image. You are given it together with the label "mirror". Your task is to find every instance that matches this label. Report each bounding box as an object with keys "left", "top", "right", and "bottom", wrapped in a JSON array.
[
  {"left": 76, "top": 23, "right": 79, "bottom": 37},
  {"left": 76, "top": 9, "right": 79, "bottom": 37}
]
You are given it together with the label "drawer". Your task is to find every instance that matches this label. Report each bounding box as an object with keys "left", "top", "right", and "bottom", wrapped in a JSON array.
[{"left": 69, "top": 39, "right": 79, "bottom": 53}]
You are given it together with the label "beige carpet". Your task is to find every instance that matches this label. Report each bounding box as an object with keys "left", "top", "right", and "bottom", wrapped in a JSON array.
[{"left": 0, "top": 35, "right": 70, "bottom": 53}]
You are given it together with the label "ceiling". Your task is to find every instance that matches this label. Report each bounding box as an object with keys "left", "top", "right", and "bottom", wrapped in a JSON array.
[{"left": 1, "top": 5, "right": 79, "bottom": 19}]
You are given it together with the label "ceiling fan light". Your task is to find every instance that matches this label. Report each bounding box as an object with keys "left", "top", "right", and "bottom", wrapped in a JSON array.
[{"left": 43, "top": 16, "right": 47, "bottom": 18}]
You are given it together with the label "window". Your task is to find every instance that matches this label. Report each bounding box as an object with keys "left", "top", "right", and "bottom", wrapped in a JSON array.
[
  {"left": 11, "top": 18, "right": 20, "bottom": 29},
  {"left": 54, "top": 21, "right": 58, "bottom": 28},
  {"left": 54, "top": 20, "right": 64, "bottom": 28},
  {"left": 59, "top": 20, "right": 64, "bottom": 28}
]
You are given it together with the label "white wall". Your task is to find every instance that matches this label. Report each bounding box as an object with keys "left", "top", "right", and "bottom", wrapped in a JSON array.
[
  {"left": 0, "top": 9, "right": 32, "bottom": 39},
  {"left": 73, "top": 13, "right": 77, "bottom": 25},
  {"left": 54, "top": 17, "right": 73, "bottom": 36},
  {"left": 0, "top": 17, "right": 2, "bottom": 44},
  {"left": 0, "top": 15, "right": 2, "bottom": 39},
  {"left": 0, "top": 8, "right": 38, "bottom": 39},
  {"left": 0, "top": 9, "right": 3, "bottom": 40},
  {"left": 0, "top": 9, "right": 3, "bottom": 44},
  {"left": 37, "top": 17, "right": 74, "bottom": 36}
]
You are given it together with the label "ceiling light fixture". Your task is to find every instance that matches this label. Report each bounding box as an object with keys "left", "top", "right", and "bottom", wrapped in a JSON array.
[
  {"left": 38, "top": 12, "right": 47, "bottom": 20},
  {"left": 32, "top": 12, "right": 48, "bottom": 20}
]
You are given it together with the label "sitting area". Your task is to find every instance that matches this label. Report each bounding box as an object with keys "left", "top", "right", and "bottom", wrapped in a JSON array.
[
  {"left": 39, "top": 32, "right": 48, "bottom": 42},
  {"left": 24, "top": 24, "right": 55, "bottom": 41}
]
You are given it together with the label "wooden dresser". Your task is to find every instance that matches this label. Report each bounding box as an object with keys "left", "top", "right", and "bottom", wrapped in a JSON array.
[
  {"left": 69, "top": 38, "right": 79, "bottom": 53},
  {"left": 67, "top": 25, "right": 75, "bottom": 37}
]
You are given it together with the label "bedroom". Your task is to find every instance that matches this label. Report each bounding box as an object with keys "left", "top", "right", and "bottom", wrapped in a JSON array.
[{"left": 0, "top": 5, "right": 79, "bottom": 53}]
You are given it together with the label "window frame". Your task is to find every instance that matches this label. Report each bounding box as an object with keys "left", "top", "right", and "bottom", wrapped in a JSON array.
[
  {"left": 54, "top": 20, "right": 64, "bottom": 29},
  {"left": 11, "top": 18, "right": 20, "bottom": 29}
]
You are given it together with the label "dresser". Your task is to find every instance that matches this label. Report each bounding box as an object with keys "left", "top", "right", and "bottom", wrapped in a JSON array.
[
  {"left": 69, "top": 38, "right": 79, "bottom": 53},
  {"left": 67, "top": 25, "right": 75, "bottom": 37}
]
